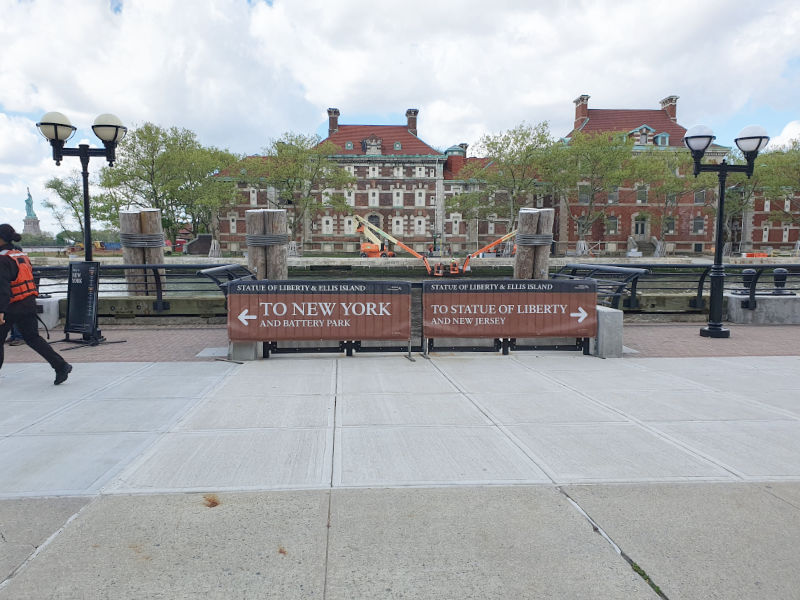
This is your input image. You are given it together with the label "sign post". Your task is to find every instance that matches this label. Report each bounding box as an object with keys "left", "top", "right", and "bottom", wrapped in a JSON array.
[
  {"left": 423, "top": 279, "right": 598, "bottom": 354},
  {"left": 63, "top": 261, "right": 103, "bottom": 345},
  {"left": 227, "top": 280, "right": 412, "bottom": 356}
]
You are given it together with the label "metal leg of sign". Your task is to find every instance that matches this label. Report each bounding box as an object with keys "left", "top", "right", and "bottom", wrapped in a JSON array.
[
  {"left": 581, "top": 337, "right": 591, "bottom": 355},
  {"left": 502, "top": 338, "right": 510, "bottom": 355},
  {"left": 405, "top": 340, "right": 415, "bottom": 362}
]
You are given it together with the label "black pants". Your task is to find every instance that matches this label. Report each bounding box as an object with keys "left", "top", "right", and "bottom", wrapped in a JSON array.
[{"left": 0, "top": 296, "right": 68, "bottom": 371}]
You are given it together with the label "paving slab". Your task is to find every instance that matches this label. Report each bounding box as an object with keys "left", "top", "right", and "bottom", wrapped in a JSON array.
[
  {"left": 0, "top": 433, "right": 155, "bottom": 497},
  {"left": 651, "top": 420, "right": 800, "bottom": 478},
  {"left": 326, "top": 486, "right": 654, "bottom": 599},
  {"left": 507, "top": 422, "right": 733, "bottom": 483},
  {"left": 0, "top": 497, "right": 89, "bottom": 583},
  {"left": 111, "top": 429, "right": 332, "bottom": 493},
  {"left": 0, "top": 492, "right": 329, "bottom": 600},
  {"left": 337, "top": 392, "right": 490, "bottom": 426},
  {"left": 469, "top": 390, "right": 625, "bottom": 424},
  {"left": 180, "top": 394, "right": 335, "bottom": 430},
  {"left": 564, "top": 482, "right": 800, "bottom": 600},
  {"left": 433, "top": 355, "right": 569, "bottom": 393},
  {"left": 338, "top": 356, "right": 458, "bottom": 395},
  {"left": 334, "top": 426, "right": 549, "bottom": 486}
]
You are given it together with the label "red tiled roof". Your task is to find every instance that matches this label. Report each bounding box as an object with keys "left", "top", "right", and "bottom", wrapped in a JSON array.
[
  {"left": 324, "top": 125, "right": 442, "bottom": 156},
  {"left": 571, "top": 109, "right": 687, "bottom": 146}
]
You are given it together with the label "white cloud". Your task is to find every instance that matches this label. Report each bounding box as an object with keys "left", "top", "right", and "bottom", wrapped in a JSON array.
[
  {"left": 1, "top": 0, "right": 799, "bottom": 232},
  {"left": 770, "top": 121, "right": 800, "bottom": 149}
]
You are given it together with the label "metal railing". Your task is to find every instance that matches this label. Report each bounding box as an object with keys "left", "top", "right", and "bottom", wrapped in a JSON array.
[{"left": 553, "top": 264, "right": 650, "bottom": 309}]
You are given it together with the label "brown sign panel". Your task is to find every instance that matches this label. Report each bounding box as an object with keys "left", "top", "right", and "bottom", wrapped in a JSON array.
[
  {"left": 227, "top": 280, "right": 411, "bottom": 342},
  {"left": 423, "top": 279, "right": 598, "bottom": 339}
]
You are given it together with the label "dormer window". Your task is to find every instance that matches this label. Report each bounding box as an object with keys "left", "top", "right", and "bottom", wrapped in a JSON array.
[
  {"left": 363, "top": 135, "right": 382, "bottom": 155},
  {"left": 639, "top": 130, "right": 648, "bottom": 145},
  {"left": 654, "top": 133, "right": 670, "bottom": 146},
  {"left": 345, "top": 141, "right": 353, "bottom": 150},
  {"left": 394, "top": 142, "right": 402, "bottom": 151}
]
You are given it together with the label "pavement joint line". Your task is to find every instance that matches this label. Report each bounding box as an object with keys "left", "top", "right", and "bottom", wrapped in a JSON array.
[
  {"left": 322, "top": 359, "right": 340, "bottom": 600},
  {"left": 557, "top": 486, "right": 671, "bottom": 600},
  {"left": 511, "top": 355, "right": 750, "bottom": 481},
  {"left": 96, "top": 363, "right": 242, "bottom": 495},
  {"left": 0, "top": 494, "right": 99, "bottom": 592},
  {"left": 427, "top": 357, "right": 560, "bottom": 484}
]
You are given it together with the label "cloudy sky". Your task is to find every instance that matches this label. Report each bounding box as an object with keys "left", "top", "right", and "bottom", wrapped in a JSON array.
[{"left": 1, "top": 0, "right": 799, "bottom": 234}]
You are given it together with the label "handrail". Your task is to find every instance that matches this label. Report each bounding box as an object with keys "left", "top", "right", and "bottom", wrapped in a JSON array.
[{"left": 554, "top": 263, "right": 650, "bottom": 309}]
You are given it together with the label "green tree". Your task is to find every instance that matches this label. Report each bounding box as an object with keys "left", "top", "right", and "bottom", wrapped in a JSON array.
[
  {"left": 759, "top": 142, "right": 800, "bottom": 226},
  {"left": 446, "top": 122, "right": 552, "bottom": 230},
  {"left": 41, "top": 173, "right": 87, "bottom": 236},
  {"left": 541, "top": 131, "right": 636, "bottom": 246},
  {"left": 237, "top": 133, "right": 355, "bottom": 240},
  {"left": 97, "top": 123, "right": 239, "bottom": 242}
]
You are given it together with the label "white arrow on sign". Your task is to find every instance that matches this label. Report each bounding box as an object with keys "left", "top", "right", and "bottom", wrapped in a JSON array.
[
  {"left": 570, "top": 306, "right": 588, "bottom": 323},
  {"left": 238, "top": 308, "right": 257, "bottom": 326}
]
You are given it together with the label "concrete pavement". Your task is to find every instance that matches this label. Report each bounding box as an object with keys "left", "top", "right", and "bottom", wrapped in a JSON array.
[{"left": 1, "top": 328, "right": 800, "bottom": 598}]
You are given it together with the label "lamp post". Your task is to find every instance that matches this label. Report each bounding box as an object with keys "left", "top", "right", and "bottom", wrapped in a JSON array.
[
  {"left": 36, "top": 112, "right": 127, "bottom": 262},
  {"left": 683, "top": 124, "right": 769, "bottom": 338}
]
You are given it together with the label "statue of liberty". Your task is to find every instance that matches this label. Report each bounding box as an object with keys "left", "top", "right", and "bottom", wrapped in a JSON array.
[{"left": 25, "top": 187, "right": 37, "bottom": 219}]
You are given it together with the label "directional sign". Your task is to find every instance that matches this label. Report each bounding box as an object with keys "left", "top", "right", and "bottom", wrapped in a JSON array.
[
  {"left": 227, "top": 280, "right": 411, "bottom": 342},
  {"left": 423, "top": 279, "right": 597, "bottom": 339}
]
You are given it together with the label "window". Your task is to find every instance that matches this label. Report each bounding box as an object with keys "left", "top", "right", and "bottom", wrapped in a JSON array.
[
  {"left": 345, "top": 165, "right": 355, "bottom": 176},
  {"left": 393, "top": 166, "right": 403, "bottom": 178},
  {"left": 692, "top": 216, "right": 704, "bottom": 234},
  {"left": 607, "top": 187, "right": 618, "bottom": 204},
  {"left": 392, "top": 217, "right": 404, "bottom": 236},
  {"left": 694, "top": 190, "right": 706, "bottom": 204},
  {"left": 655, "top": 133, "right": 669, "bottom": 146},
  {"left": 249, "top": 189, "right": 257, "bottom": 206},
  {"left": 763, "top": 199, "right": 770, "bottom": 212},
  {"left": 322, "top": 217, "right": 333, "bottom": 235},
  {"left": 634, "top": 215, "right": 647, "bottom": 236},
  {"left": 639, "top": 132, "right": 648, "bottom": 144},
  {"left": 666, "top": 193, "right": 677, "bottom": 205},
  {"left": 664, "top": 216, "right": 676, "bottom": 234},
  {"left": 451, "top": 213, "right": 461, "bottom": 234},
  {"left": 345, "top": 141, "right": 353, "bottom": 150},
  {"left": 415, "top": 217, "right": 426, "bottom": 235},
  {"left": 393, "top": 189, "right": 403, "bottom": 207},
  {"left": 394, "top": 142, "right": 402, "bottom": 151},
  {"left": 415, "top": 166, "right": 425, "bottom": 178},
  {"left": 762, "top": 225, "right": 770, "bottom": 241},
  {"left": 415, "top": 189, "right": 425, "bottom": 207},
  {"left": 229, "top": 217, "right": 237, "bottom": 233},
  {"left": 694, "top": 243, "right": 704, "bottom": 253},
  {"left": 636, "top": 185, "right": 648, "bottom": 204},
  {"left": 488, "top": 220, "right": 495, "bottom": 235},
  {"left": 368, "top": 189, "right": 379, "bottom": 207},
  {"left": 606, "top": 216, "right": 618, "bottom": 235},
  {"left": 344, "top": 216, "right": 355, "bottom": 235},
  {"left": 368, "top": 214, "right": 380, "bottom": 228},
  {"left": 785, "top": 198, "right": 791, "bottom": 212},
  {"left": 368, "top": 165, "right": 378, "bottom": 178},
  {"left": 578, "top": 185, "right": 590, "bottom": 204},
  {"left": 783, "top": 225, "right": 790, "bottom": 243},
  {"left": 345, "top": 188, "right": 355, "bottom": 206}
]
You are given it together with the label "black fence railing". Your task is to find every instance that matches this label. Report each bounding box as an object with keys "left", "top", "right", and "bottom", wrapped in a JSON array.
[{"left": 32, "top": 262, "right": 800, "bottom": 314}]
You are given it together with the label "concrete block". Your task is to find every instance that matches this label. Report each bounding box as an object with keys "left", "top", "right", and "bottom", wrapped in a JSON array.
[
  {"left": 726, "top": 293, "right": 800, "bottom": 324},
  {"left": 590, "top": 305, "right": 623, "bottom": 358},
  {"left": 228, "top": 340, "right": 261, "bottom": 361},
  {"left": 36, "top": 296, "right": 60, "bottom": 330}
]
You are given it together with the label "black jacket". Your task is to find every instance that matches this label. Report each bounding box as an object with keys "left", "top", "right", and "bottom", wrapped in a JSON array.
[{"left": 0, "top": 242, "right": 21, "bottom": 313}]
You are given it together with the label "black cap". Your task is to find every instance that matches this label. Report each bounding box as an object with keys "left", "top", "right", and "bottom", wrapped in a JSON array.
[{"left": 0, "top": 224, "right": 22, "bottom": 244}]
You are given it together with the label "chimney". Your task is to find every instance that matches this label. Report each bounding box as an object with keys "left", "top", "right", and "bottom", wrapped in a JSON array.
[
  {"left": 406, "top": 108, "right": 419, "bottom": 136},
  {"left": 660, "top": 95, "right": 679, "bottom": 122},
  {"left": 327, "top": 108, "right": 340, "bottom": 136},
  {"left": 458, "top": 142, "right": 468, "bottom": 154},
  {"left": 573, "top": 95, "right": 590, "bottom": 130}
]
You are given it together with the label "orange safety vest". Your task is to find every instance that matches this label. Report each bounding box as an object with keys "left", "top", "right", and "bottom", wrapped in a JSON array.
[{"left": 0, "top": 248, "right": 38, "bottom": 303}]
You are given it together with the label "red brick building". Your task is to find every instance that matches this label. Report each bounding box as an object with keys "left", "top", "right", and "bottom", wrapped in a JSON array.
[{"left": 557, "top": 94, "right": 727, "bottom": 256}]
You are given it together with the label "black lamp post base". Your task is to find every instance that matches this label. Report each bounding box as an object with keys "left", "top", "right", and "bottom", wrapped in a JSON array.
[{"left": 700, "top": 326, "right": 730, "bottom": 338}]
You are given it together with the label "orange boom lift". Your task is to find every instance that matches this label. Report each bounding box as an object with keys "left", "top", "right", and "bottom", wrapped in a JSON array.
[{"left": 354, "top": 215, "right": 433, "bottom": 275}]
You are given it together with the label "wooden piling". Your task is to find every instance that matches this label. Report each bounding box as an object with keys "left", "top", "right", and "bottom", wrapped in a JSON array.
[
  {"left": 119, "top": 210, "right": 145, "bottom": 294},
  {"left": 246, "top": 210, "right": 268, "bottom": 279},
  {"left": 265, "top": 209, "right": 288, "bottom": 280},
  {"left": 533, "top": 208, "right": 555, "bottom": 280},
  {"left": 513, "top": 208, "right": 539, "bottom": 280}
]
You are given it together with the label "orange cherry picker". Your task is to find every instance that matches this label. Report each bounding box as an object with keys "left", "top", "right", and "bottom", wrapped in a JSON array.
[{"left": 354, "top": 215, "right": 433, "bottom": 274}]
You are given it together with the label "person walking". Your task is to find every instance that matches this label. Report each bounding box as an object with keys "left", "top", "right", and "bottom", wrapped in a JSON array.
[{"left": 0, "top": 224, "right": 72, "bottom": 384}]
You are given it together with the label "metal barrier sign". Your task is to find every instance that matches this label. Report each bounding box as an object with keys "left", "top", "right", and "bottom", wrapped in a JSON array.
[
  {"left": 227, "top": 280, "right": 411, "bottom": 342},
  {"left": 423, "top": 279, "right": 598, "bottom": 339}
]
